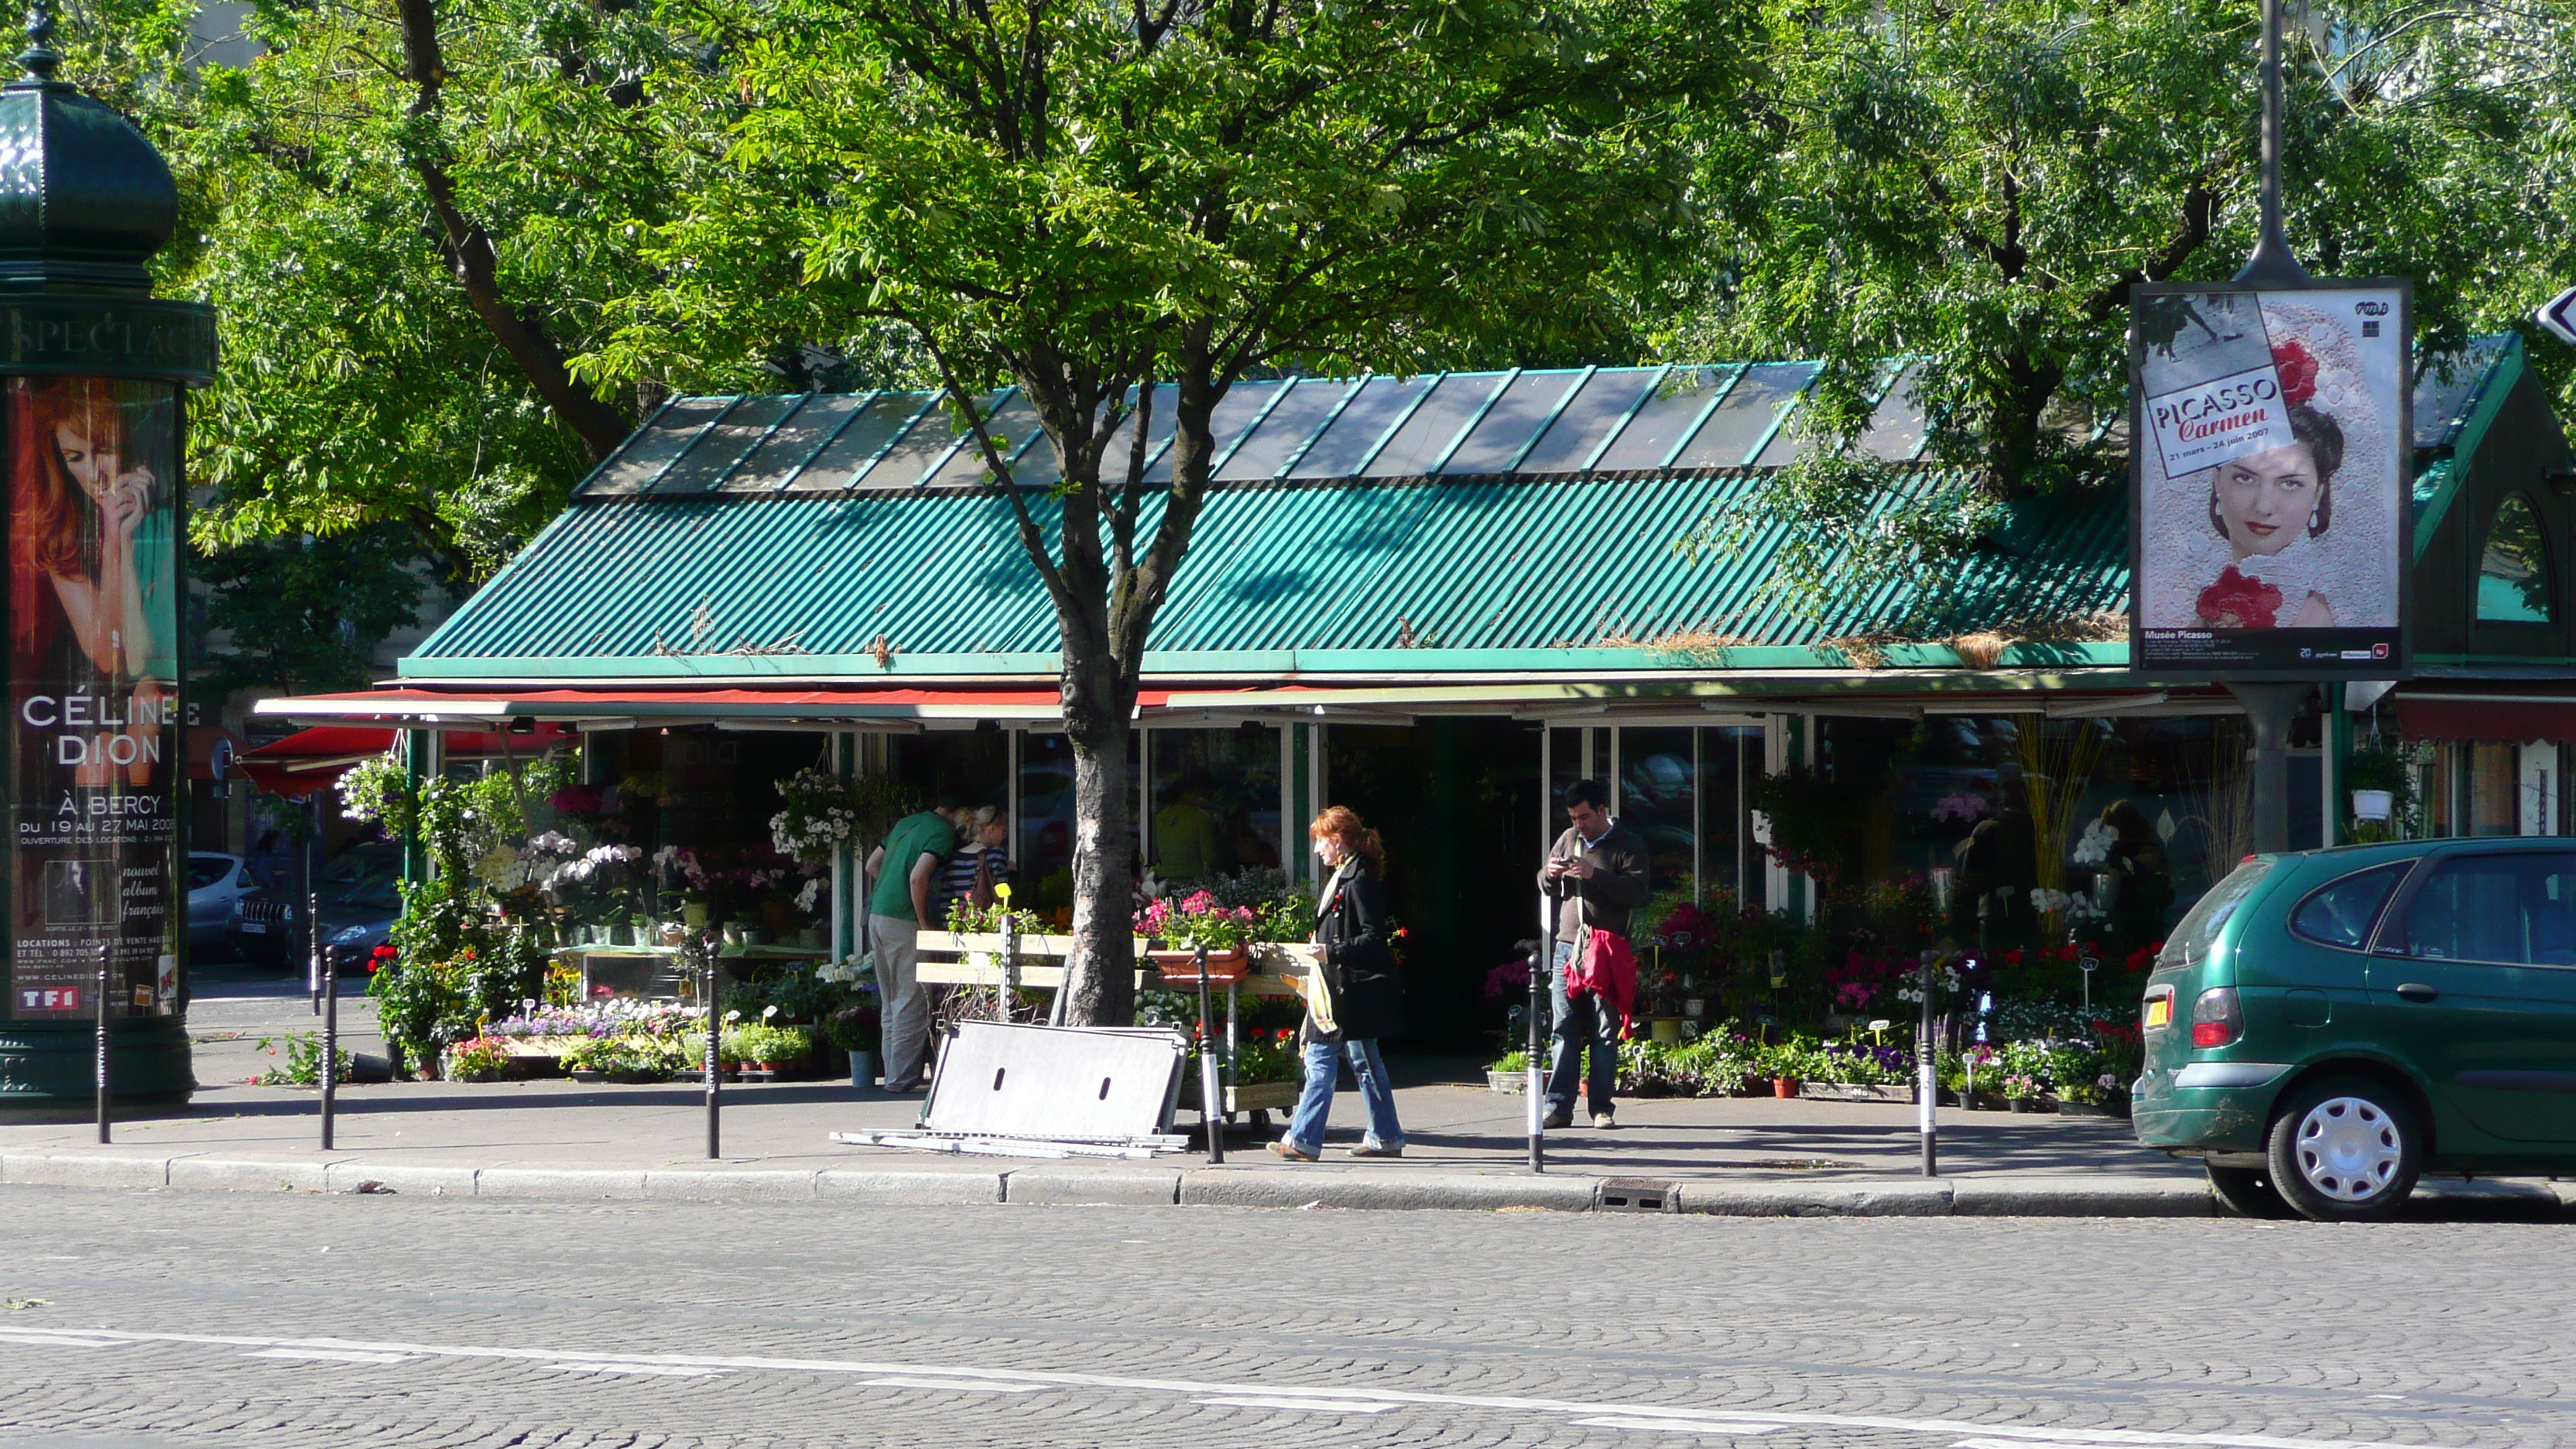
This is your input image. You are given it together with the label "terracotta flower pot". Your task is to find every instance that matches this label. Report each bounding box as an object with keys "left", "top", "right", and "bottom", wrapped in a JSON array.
[{"left": 1771, "top": 1077, "right": 1800, "bottom": 1098}]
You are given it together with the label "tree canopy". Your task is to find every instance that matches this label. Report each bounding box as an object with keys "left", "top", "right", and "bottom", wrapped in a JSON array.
[
  {"left": 1661, "top": 0, "right": 2576, "bottom": 622},
  {"left": 577, "top": 0, "right": 1749, "bottom": 1019}
]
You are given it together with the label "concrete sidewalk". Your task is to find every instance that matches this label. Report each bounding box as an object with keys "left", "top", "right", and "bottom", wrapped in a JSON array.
[
  {"left": 1, "top": 1023, "right": 2221, "bottom": 1215},
  {"left": 9, "top": 1070, "right": 2574, "bottom": 1217},
  {"left": 6, "top": 975, "right": 2554, "bottom": 1218}
]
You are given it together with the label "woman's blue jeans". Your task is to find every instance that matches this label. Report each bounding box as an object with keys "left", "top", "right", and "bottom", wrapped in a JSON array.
[{"left": 1283, "top": 1037, "right": 1405, "bottom": 1156}]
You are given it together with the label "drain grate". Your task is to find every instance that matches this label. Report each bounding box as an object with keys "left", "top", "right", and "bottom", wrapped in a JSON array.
[{"left": 1597, "top": 1177, "right": 1677, "bottom": 1213}]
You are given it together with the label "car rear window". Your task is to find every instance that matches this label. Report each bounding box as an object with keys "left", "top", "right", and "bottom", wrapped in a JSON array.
[
  {"left": 186, "top": 858, "right": 231, "bottom": 889},
  {"left": 2290, "top": 863, "right": 2409, "bottom": 950},
  {"left": 2159, "top": 857, "right": 2273, "bottom": 967}
]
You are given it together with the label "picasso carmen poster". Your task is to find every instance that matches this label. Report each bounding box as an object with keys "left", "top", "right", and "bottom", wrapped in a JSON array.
[
  {"left": 2131, "top": 284, "right": 2410, "bottom": 677},
  {"left": 6, "top": 376, "right": 182, "bottom": 1019}
]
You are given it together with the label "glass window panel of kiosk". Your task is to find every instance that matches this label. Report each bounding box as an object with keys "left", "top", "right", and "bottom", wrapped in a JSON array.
[
  {"left": 1619, "top": 728, "right": 1697, "bottom": 903},
  {"left": 1698, "top": 726, "right": 1764, "bottom": 908},
  {"left": 1016, "top": 732, "right": 1142, "bottom": 918},
  {"left": 1146, "top": 728, "right": 1284, "bottom": 885}
]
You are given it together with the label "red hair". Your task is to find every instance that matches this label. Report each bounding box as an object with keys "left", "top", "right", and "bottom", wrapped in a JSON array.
[
  {"left": 1308, "top": 806, "right": 1385, "bottom": 869},
  {"left": 9, "top": 379, "right": 128, "bottom": 656},
  {"left": 10, "top": 379, "right": 124, "bottom": 579}
]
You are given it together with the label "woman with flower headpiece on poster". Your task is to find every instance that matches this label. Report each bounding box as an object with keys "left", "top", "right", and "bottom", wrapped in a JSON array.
[{"left": 2194, "top": 341, "right": 2345, "bottom": 631}]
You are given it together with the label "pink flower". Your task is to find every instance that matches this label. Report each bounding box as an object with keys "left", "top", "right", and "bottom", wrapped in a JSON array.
[{"left": 1180, "top": 890, "right": 1219, "bottom": 915}]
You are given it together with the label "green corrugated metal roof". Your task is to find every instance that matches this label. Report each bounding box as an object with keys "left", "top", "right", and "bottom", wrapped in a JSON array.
[
  {"left": 409, "top": 468, "right": 2125, "bottom": 674},
  {"left": 408, "top": 346, "right": 2516, "bottom": 682}
]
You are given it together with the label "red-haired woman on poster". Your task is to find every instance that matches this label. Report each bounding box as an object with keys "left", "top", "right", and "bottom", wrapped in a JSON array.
[{"left": 8, "top": 379, "right": 175, "bottom": 787}]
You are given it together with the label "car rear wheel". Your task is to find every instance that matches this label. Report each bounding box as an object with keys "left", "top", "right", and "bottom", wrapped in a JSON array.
[
  {"left": 2266, "top": 1077, "right": 2421, "bottom": 1222},
  {"left": 2204, "top": 1163, "right": 2296, "bottom": 1220}
]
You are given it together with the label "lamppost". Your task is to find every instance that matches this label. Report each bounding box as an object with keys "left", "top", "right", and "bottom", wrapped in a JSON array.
[{"left": 0, "top": 0, "right": 218, "bottom": 1102}]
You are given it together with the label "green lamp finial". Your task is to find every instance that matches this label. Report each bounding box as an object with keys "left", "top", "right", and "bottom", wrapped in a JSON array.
[{"left": 18, "top": 0, "right": 57, "bottom": 83}]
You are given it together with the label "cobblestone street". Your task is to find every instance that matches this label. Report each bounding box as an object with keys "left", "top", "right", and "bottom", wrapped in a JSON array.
[{"left": 0, "top": 1183, "right": 2568, "bottom": 1448}]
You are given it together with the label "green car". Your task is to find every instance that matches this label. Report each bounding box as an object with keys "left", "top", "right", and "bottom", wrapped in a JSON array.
[{"left": 2133, "top": 838, "right": 2576, "bottom": 1221}]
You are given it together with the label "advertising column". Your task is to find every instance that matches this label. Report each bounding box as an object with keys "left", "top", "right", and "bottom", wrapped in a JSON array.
[{"left": 7, "top": 378, "right": 183, "bottom": 1022}]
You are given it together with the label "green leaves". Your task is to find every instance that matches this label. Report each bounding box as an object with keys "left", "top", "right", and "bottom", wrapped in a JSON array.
[{"left": 1664, "top": 0, "right": 2576, "bottom": 625}]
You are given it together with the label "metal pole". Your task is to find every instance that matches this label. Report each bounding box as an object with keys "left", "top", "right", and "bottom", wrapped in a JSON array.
[
  {"left": 94, "top": 944, "right": 111, "bottom": 1145},
  {"left": 1528, "top": 881, "right": 1551, "bottom": 1173},
  {"left": 2231, "top": 683, "right": 2310, "bottom": 854},
  {"left": 306, "top": 795, "right": 322, "bottom": 1016},
  {"left": 2235, "top": 0, "right": 2312, "bottom": 287},
  {"left": 321, "top": 929, "right": 338, "bottom": 1151},
  {"left": 704, "top": 944, "right": 721, "bottom": 1160},
  {"left": 1917, "top": 949, "right": 1938, "bottom": 1177},
  {"left": 1195, "top": 945, "right": 1224, "bottom": 1163},
  {"left": 999, "top": 911, "right": 1018, "bottom": 1023}
]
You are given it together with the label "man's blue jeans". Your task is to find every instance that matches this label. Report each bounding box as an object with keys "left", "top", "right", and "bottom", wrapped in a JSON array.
[
  {"left": 1547, "top": 939, "right": 1617, "bottom": 1117},
  {"left": 1284, "top": 1036, "right": 1405, "bottom": 1156}
]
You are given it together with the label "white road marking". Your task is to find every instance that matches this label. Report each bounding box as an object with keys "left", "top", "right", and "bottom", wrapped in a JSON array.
[
  {"left": 1575, "top": 1420, "right": 1782, "bottom": 1435},
  {"left": 546, "top": 1362, "right": 732, "bottom": 1378},
  {"left": 0, "top": 1333, "right": 118, "bottom": 1349},
  {"left": 1197, "top": 1397, "right": 1403, "bottom": 1414},
  {"left": 2, "top": 1324, "right": 2421, "bottom": 1449},
  {"left": 245, "top": 1348, "right": 412, "bottom": 1364},
  {"left": 1955, "top": 1442, "right": 2177, "bottom": 1449},
  {"left": 863, "top": 1377, "right": 1052, "bottom": 1393}
]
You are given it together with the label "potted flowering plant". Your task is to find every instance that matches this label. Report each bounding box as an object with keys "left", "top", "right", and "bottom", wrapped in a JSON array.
[
  {"left": 445, "top": 1035, "right": 516, "bottom": 1083},
  {"left": 1136, "top": 890, "right": 1259, "bottom": 982}
]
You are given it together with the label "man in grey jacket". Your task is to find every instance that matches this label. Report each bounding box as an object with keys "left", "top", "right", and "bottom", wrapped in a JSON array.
[{"left": 1535, "top": 778, "right": 1651, "bottom": 1129}]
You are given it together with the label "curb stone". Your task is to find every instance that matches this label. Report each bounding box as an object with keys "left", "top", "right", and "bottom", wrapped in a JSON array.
[
  {"left": 817, "top": 1170, "right": 1005, "bottom": 1205},
  {"left": 643, "top": 1169, "right": 822, "bottom": 1201},
  {"left": 0, "top": 1151, "right": 2254, "bottom": 1217},
  {"left": 1675, "top": 1180, "right": 1954, "bottom": 1217},
  {"left": 475, "top": 1167, "right": 649, "bottom": 1199},
  {"left": 321, "top": 1162, "right": 475, "bottom": 1197},
  {"left": 1179, "top": 1168, "right": 1601, "bottom": 1213},
  {"left": 0, "top": 1153, "right": 171, "bottom": 1190},
  {"left": 167, "top": 1156, "right": 334, "bottom": 1194},
  {"left": 1950, "top": 1177, "right": 2214, "bottom": 1218},
  {"left": 1003, "top": 1169, "right": 1180, "bottom": 1206}
]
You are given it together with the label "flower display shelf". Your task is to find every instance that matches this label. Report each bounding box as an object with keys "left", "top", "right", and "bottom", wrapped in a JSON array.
[
  {"left": 1799, "top": 1081, "right": 1913, "bottom": 1104},
  {"left": 1148, "top": 947, "right": 1251, "bottom": 985},
  {"left": 1177, "top": 1076, "right": 1300, "bottom": 1113}
]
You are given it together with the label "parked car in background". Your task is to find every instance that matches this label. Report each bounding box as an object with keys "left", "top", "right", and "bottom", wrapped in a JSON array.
[
  {"left": 187, "top": 853, "right": 293, "bottom": 965},
  {"left": 2133, "top": 839, "right": 2576, "bottom": 1221},
  {"left": 320, "top": 866, "right": 403, "bottom": 975}
]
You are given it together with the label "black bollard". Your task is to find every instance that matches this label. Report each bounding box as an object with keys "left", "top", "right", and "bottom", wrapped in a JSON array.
[
  {"left": 321, "top": 938, "right": 339, "bottom": 1151},
  {"left": 94, "top": 946, "right": 111, "bottom": 1145}
]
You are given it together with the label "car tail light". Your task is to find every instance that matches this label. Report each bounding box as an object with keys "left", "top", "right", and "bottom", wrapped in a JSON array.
[{"left": 2191, "top": 987, "right": 2242, "bottom": 1049}]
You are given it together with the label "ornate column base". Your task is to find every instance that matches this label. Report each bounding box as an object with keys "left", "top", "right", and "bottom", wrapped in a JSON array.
[{"left": 0, "top": 1017, "right": 196, "bottom": 1101}]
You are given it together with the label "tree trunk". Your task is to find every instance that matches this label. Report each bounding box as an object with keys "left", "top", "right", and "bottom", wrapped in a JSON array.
[{"left": 1057, "top": 636, "right": 1140, "bottom": 1027}]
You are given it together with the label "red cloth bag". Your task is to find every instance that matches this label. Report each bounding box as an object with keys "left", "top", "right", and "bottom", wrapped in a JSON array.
[{"left": 1564, "top": 928, "right": 1639, "bottom": 1038}]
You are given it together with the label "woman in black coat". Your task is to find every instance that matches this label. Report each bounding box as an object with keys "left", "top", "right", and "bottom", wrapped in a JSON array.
[{"left": 1271, "top": 807, "right": 1406, "bottom": 1162}]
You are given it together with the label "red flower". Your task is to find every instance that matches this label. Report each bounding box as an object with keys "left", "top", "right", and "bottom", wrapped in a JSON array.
[
  {"left": 2272, "top": 340, "right": 2318, "bottom": 407},
  {"left": 1275, "top": 1028, "right": 1293, "bottom": 1043},
  {"left": 2003, "top": 950, "right": 2023, "bottom": 966},
  {"left": 2196, "top": 565, "right": 2283, "bottom": 629}
]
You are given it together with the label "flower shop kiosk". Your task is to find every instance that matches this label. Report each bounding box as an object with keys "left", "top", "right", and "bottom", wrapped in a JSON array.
[{"left": 259, "top": 335, "right": 2576, "bottom": 1109}]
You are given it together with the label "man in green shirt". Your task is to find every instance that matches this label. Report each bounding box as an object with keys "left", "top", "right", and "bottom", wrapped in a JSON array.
[{"left": 866, "top": 803, "right": 961, "bottom": 1091}]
